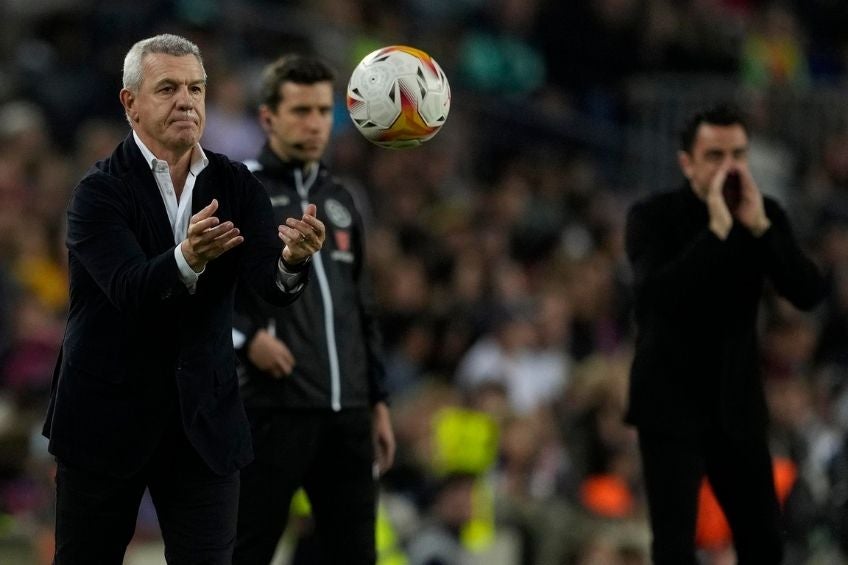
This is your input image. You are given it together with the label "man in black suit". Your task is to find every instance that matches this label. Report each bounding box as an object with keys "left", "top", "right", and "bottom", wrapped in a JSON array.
[
  {"left": 41, "top": 33, "right": 325, "bottom": 564},
  {"left": 625, "top": 104, "right": 826, "bottom": 564}
]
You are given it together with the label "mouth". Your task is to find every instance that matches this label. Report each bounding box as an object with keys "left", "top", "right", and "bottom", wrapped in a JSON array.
[
  {"left": 298, "top": 141, "right": 322, "bottom": 151},
  {"left": 171, "top": 113, "right": 198, "bottom": 125}
]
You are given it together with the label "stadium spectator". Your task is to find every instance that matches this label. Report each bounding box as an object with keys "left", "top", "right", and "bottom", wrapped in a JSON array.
[{"left": 406, "top": 472, "right": 477, "bottom": 565}]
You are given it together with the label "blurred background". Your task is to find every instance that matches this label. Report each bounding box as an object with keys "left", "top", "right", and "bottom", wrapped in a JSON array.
[{"left": 1, "top": 0, "right": 848, "bottom": 563}]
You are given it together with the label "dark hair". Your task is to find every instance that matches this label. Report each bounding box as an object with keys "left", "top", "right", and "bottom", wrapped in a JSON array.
[
  {"left": 258, "top": 55, "right": 336, "bottom": 109},
  {"left": 679, "top": 103, "right": 749, "bottom": 153}
]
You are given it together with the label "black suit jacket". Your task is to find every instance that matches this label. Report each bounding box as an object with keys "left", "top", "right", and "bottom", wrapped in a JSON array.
[
  {"left": 625, "top": 185, "right": 826, "bottom": 437},
  {"left": 42, "top": 135, "right": 303, "bottom": 477}
]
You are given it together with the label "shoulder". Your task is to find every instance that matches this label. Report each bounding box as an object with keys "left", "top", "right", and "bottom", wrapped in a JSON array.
[
  {"left": 68, "top": 169, "right": 132, "bottom": 220},
  {"left": 201, "top": 149, "right": 263, "bottom": 193},
  {"left": 243, "top": 158, "right": 262, "bottom": 173},
  {"left": 628, "top": 188, "right": 684, "bottom": 218},
  {"left": 761, "top": 194, "right": 794, "bottom": 229},
  {"left": 79, "top": 136, "right": 132, "bottom": 185},
  {"left": 320, "top": 168, "right": 354, "bottom": 199},
  {"left": 71, "top": 135, "right": 147, "bottom": 208},
  {"left": 762, "top": 194, "right": 786, "bottom": 214},
  {"left": 74, "top": 165, "right": 123, "bottom": 200},
  {"left": 314, "top": 164, "right": 359, "bottom": 204},
  {"left": 203, "top": 147, "right": 254, "bottom": 176}
]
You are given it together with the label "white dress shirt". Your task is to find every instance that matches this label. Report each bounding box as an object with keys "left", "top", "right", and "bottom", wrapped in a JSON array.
[{"left": 132, "top": 132, "right": 304, "bottom": 295}]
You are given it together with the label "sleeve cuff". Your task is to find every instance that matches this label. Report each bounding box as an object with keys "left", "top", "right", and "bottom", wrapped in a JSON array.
[
  {"left": 276, "top": 257, "right": 307, "bottom": 292},
  {"left": 174, "top": 246, "right": 204, "bottom": 293},
  {"left": 281, "top": 255, "right": 311, "bottom": 273},
  {"left": 232, "top": 328, "right": 248, "bottom": 350}
]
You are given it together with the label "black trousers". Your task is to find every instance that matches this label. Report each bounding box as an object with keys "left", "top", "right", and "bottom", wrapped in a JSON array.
[
  {"left": 638, "top": 427, "right": 784, "bottom": 565},
  {"left": 54, "top": 421, "right": 239, "bottom": 564},
  {"left": 233, "top": 408, "right": 377, "bottom": 565}
]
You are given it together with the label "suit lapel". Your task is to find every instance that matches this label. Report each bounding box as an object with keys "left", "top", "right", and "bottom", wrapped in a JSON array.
[
  {"left": 119, "top": 135, "right": 178, "bottom": 250},
  {"left": 191, "top": 158, "right": 219, "bottom": 216}
]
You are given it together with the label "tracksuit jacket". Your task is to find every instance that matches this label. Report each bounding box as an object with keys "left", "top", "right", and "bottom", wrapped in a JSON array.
[{"left": 234, "top": 144, "right": 389, "bottom": 410}]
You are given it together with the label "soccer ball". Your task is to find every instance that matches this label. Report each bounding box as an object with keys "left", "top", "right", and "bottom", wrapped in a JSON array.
[{"left": 346, "top": 45, "right": 451, "bottom": 149}]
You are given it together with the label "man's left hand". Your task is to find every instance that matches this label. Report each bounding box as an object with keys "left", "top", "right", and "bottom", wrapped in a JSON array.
[
  {"left": 372, "top": 402, "right": 396, "bottom": 476},
  {"left": 280, "top": 203, "right": 325, "bottom": 264},
  {"left": 736, "top": 164, "right": 771, "bottom": 237}
]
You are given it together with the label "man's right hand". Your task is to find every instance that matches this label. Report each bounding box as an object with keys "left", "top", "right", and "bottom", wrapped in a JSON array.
[
  {"left": 247, "top": 329, "right": 295, "bottom": 378},
  {"left": 180, "top": 199, "right": 244, "bottom": 272}
]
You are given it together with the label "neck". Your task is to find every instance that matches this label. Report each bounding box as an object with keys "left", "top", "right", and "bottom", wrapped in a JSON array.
[
  {"left": 268, "top": 140, "right": 317, "bottom": 171},
  {"left": 136, "top": 130, "right": 194, "bottom": 173},
  {"left": 164, "top": 149, "right": 193, "bottom": 198}
]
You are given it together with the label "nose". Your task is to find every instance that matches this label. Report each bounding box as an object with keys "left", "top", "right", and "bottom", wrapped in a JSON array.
[
  {"left": 305, "top": 110, "right": 324, "bottom": 131},
  {"left": 176, "top": 85, "right": 194, "bottom": 110}
]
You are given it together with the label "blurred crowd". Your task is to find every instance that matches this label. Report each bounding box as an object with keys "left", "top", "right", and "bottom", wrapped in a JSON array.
[{"left": 2, "top": 0, "right": 848, "bottom": 563}]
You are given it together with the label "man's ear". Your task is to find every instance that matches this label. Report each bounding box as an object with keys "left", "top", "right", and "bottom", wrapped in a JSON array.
[
  {"left": 259, "top": 105, "right": 273, "bottom": 132},
  {"left": 120, "top": 88, "right": 138, "bottom": 123},
  {"left": 677, "top": 150, "right": 693, "bottom": 180}
]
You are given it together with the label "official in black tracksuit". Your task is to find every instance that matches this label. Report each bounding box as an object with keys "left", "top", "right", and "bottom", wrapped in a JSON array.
[
  {"left": 232, "top": 55, "right": 395, "bottom": 565},
  {"left": 625, "top": 104, "right": 827, "bottom": 564}
]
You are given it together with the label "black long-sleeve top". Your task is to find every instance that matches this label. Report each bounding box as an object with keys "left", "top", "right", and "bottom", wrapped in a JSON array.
[{"left": 625, "top": 184, "right": 827, "bottom": 437}]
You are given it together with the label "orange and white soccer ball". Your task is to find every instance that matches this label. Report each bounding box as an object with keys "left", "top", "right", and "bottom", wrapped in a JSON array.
[{"left": 346, "top": 45, "right": 451, "bottom": 149}]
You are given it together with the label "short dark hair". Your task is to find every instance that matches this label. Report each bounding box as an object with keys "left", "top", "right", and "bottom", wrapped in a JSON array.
[
  {"left": 679, "top": 103, "right": 748, "bottom": 153},
  {"left": 258, "top": 55, "right": 336, "bottom": 109}
]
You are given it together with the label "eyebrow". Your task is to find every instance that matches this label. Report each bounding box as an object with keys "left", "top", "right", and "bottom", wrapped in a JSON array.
[
  {"left": 291, "top": 103, "right": 331, "bottom": 110},
  {"left": 153, "top": 77, "right": 207, "bottom": 88},
  {"left": 703, "top": 145, "right": 747, "bottom": 155}
]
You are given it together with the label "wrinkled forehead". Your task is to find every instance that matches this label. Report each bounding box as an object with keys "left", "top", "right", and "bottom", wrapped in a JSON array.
[{"left": 141, "top": 53, "right": 206, "bottom": 85}]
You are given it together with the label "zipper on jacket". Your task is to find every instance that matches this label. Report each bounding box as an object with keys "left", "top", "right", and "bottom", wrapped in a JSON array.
[{"left": 295, "top": 166, "right": 341, "bottom": 411}]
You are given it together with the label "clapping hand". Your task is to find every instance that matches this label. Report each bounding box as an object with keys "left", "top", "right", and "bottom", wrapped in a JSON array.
[{"left": 280, "top": 203, "right": 325, "bottom": 265}]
